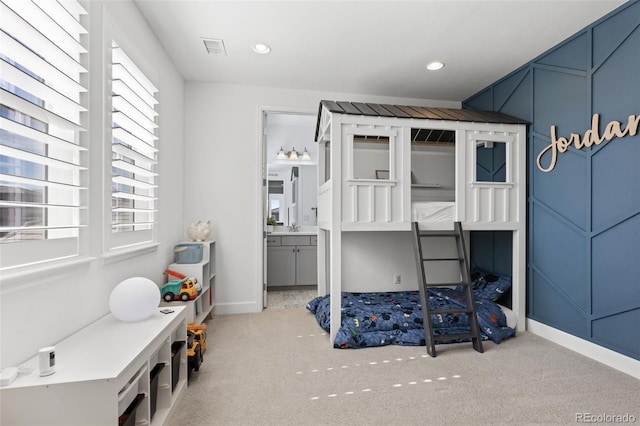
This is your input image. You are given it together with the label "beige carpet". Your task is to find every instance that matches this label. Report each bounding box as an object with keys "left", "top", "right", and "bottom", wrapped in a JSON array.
[{"left": 166, "top": 307, "right": 639, "bottom": 426}]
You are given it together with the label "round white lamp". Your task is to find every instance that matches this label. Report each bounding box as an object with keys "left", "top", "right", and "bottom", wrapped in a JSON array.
[{"left": 109, "top": 277, "right": 161, "bottom": 322}]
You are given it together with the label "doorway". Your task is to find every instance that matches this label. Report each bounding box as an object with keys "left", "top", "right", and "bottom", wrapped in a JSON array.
[{"left": 260, "top": 109, "right": 318, "bottom": 309}]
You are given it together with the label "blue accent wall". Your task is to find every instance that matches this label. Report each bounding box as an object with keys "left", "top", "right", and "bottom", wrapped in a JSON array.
[{"left": 464, "top": 1, "right": 640, "bottom": 360}]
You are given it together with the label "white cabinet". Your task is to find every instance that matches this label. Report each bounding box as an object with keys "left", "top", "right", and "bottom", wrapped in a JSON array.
[
  {"left": 267, "top": 235, "right": 317, "bottom": 287},
  {"left": 0, "top": 307, "right": 188, "bottom": 426},
  {"left": 162, "top": 240, "right": 215, "bottom": 324}
]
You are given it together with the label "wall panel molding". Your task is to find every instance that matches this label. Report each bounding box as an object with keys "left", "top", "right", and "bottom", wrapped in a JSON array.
[{"left": 465, "top": 1, "right": 639, "bottom": 361}]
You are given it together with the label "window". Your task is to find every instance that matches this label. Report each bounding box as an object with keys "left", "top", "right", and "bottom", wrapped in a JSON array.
[
  {"left": 476, "top": 140, "right": 507, "bottom": 182},
  {"left": 352, "top": 135, "right": 391, "bottom": 180},
  {"left": 0, "top": 0, "right": 88, "bottom": 271},
  {"left": 109, "top": 41, "right": 158, "bottom": 250}
]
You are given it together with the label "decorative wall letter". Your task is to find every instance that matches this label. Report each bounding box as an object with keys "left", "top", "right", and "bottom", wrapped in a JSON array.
[{"left": 537, "top": 113, "right": 639, "bottom": 172}]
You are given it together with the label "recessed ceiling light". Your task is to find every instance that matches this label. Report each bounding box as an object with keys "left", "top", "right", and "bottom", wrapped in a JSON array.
[
  {"left": 252, "top": 43, "right": 271, "bottom": 54},
  {"left": 426, "top": 61, "right": 445, "bottom": 71}
]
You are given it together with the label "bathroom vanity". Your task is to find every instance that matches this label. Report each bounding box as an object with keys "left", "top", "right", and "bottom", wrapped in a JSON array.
[{"left": 266, "top": 229, "right": 317, "bottom": 287}]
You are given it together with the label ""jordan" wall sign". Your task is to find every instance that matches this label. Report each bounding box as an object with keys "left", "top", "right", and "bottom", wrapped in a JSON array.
[{"left": 537, "top": 113, "right": 639, "bottom": 172}]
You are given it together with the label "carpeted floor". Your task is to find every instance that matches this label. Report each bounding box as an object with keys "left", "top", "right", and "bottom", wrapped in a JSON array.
[{"left": 166, "top": 307, "right": 639, "bottom": 426}]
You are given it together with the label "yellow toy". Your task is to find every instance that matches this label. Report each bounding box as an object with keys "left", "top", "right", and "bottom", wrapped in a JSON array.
[{"left": 187, "top": 322, "right": 207, "bottom": 353}]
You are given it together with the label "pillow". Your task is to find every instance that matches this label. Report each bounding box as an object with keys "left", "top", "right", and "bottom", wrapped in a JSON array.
[
  {"left": 471, "top": 268, "right": 512, "bottom": 301},
  {"left": 457, "top": 268, "right": 512, "bottom": 301}
]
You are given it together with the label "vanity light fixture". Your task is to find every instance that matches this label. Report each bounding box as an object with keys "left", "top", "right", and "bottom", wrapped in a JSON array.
[
  {"left": 301, "top": 148, "right": 311, "bottom": 161},
  {"left": 426, "top": 61, "right": 445, "bottom": 71},
  {"left": 277, "top": 146, "right": 287, "bottom": 159},
  {"left": 252, "top": 43, "right": 271, "bottom": 54},
  {"left": 276, "top": 146, "right": 311, "bottom": 161}
]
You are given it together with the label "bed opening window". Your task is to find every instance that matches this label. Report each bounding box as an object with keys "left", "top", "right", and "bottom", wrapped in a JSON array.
[
  {"left": 411, "top": 128, "right": 455, "bottom": 144},
  {"left": 410, "top": 128, "right": 455, "bottom": 191},
  {"left": 476, "top": 140, "right": 507, "bottom": 182},
  {"left": 353, "top": 135, "right": 390, "bottom": 180}
]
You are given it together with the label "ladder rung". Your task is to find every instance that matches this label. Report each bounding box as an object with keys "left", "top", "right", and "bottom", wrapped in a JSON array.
[
  {"left": 424, "top": 282, "right": 464, "bottom": 287},
  {"left": 418, "top": 232, "right": 456, "bottom": 237},
  {"left": 421, "top": 257, "right": 462, "bottom": 262},
  {"left": 430, "top": 309, "right": 473, "bottom": 315},
  {"left": 433, "top": 333, "right": 477, "bottom": 342}
]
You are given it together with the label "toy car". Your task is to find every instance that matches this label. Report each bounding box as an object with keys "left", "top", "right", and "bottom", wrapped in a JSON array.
[{"left": 160, "top": 278, "right": 199, "bottom": 302}]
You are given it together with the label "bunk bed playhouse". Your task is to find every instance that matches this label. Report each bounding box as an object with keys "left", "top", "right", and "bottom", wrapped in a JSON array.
[{"left": 312, "top": 100, "right": 528, "bottom": 349}]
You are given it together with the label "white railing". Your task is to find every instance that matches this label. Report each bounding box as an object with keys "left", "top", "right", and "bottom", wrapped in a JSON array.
[
  {"left": 470, "top": 182, "right": 514, "bottom": 223},
  {"left": 346, "top": 179, "right": 395, "bottom": 223}
]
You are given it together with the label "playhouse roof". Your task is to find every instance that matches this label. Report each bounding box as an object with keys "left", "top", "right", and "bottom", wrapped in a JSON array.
[{"left": 315, "top": 100, "right": 528, "bottom": 141}]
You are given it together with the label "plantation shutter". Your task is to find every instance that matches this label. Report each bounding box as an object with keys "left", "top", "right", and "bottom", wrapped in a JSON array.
[
  {"left": 110, "top": 41, "right": 158, "bottom": 249},
  {"left": 0, "top": 0, "right": 88, "bottom": 270}
]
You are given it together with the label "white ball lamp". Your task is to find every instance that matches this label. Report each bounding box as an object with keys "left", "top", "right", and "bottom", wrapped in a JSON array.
[{"left": 109, "top": 277, "right": 161, "bottom": 322}]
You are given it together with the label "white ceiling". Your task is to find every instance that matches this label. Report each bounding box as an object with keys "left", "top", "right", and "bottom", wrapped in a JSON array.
[{"left": 134, "top": 0, "right": 626, "bottom": 102}]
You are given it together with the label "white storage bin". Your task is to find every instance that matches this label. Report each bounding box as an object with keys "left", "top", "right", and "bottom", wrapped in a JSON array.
[{"left": 118, "top": 367, "right": 146, "bottom": 416}]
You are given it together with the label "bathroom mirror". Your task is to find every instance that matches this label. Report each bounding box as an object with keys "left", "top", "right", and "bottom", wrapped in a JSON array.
[
  {"left": 267, "top": 164, "right": 317, "bottom": 226},
  {"left": 265, "top": 113, "right": 317, "bottom": 227}
]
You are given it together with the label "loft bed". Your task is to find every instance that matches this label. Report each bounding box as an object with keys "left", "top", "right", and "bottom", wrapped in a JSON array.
[{"left": 313, "top": 100, "right": 528, "bottom": 348}]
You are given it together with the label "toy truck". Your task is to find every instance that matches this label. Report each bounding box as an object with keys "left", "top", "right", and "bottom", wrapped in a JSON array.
[
  {"left": 165, "top": 269, "right": 202, "bottom": 292},
  {"left": 161, "top": 277, "right": 199, "bottom": 302},
  {"left": 186, "top": 330, "right": 202, "bottom": 380},
  {"left": 187, "top": 322, "right": 207, "bottom": 353}
]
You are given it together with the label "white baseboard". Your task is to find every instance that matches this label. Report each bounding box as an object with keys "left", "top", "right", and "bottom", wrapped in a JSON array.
[{"left": 527, "top": 319, "right": 640, "bottom": 380}]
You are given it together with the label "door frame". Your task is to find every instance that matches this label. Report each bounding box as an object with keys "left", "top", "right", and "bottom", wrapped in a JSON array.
[{"left": 257, "top": 105, "right": 316, "bottom": 309}]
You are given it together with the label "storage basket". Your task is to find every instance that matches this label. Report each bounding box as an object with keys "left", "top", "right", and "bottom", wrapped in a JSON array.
[
  {"left": 149, "top": 363, "right": 165, "bottom": 420},
  {"left": 118, "top": 393, "right": 145, "bottom": 426},
  {"left": 171, "top": 341, "right": 185, "bottom": 391},
  {"left": 174, "top": 243, "right": 203, "bottom": 264}
]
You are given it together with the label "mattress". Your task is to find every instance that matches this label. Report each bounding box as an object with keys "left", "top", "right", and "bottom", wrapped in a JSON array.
[
  {"left": 411, "top": 201, "right": 455, "bottom": 222},
  {"left": 307, "top": 289, "right": 516, "bottom": 349}
]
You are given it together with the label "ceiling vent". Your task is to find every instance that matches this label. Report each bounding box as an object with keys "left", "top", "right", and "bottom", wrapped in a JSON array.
[{"left": 203, "top": 38, "right": 227, "bottom": 55}]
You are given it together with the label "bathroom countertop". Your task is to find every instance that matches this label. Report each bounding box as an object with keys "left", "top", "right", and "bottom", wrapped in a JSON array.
[
  {"left": 268, "top": 226, "right": 317, "bottom": 236},
  {"left": 268, "top": 231, "right": 317, "bottom": 236}
]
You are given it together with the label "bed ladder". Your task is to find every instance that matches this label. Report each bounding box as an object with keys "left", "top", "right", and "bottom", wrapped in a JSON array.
[{"left": 411, "top": 221, "right": 484, "bottom": 357}]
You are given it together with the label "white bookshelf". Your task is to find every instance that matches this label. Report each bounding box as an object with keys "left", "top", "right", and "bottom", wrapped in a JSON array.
[
  {"left": 0, "top": 307, "right": 188, "bottom": 426},
  {"left": 162, "top": 240, "right": 215, "bottom": 324}
]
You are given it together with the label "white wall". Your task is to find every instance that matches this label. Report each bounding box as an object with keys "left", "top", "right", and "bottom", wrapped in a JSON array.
[
  {"left": 183, "top": 82, "right": 459, "bottom": 314},
  {"left": 0, "top": 0, "right": 185, "bottom": 368}
]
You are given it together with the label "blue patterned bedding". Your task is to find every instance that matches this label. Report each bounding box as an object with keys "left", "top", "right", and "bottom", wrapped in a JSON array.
[{"left": 307, "top": 285, "right": 515, "bottom": 349}]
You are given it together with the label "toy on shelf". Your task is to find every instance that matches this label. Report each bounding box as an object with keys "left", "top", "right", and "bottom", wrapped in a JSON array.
[
  {"left": 187, "top": 322, "right": 207, "bottom": 353},
  {"left": 165, "top": 269, "right": 186, "bottom": 280},
  {"left": 160, "top": 277, "right": 199, "bottom": 302},
  {"left": 164, "top": 269, "right": 202, "bottom": 292},
  {"left": 187, "top": 220, "right": 211, "bottom": 242}
]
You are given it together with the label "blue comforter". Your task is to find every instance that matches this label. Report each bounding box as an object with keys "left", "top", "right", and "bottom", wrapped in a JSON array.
[{"left": 307, "top": 288, "right": 515, "bottom": 349}]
